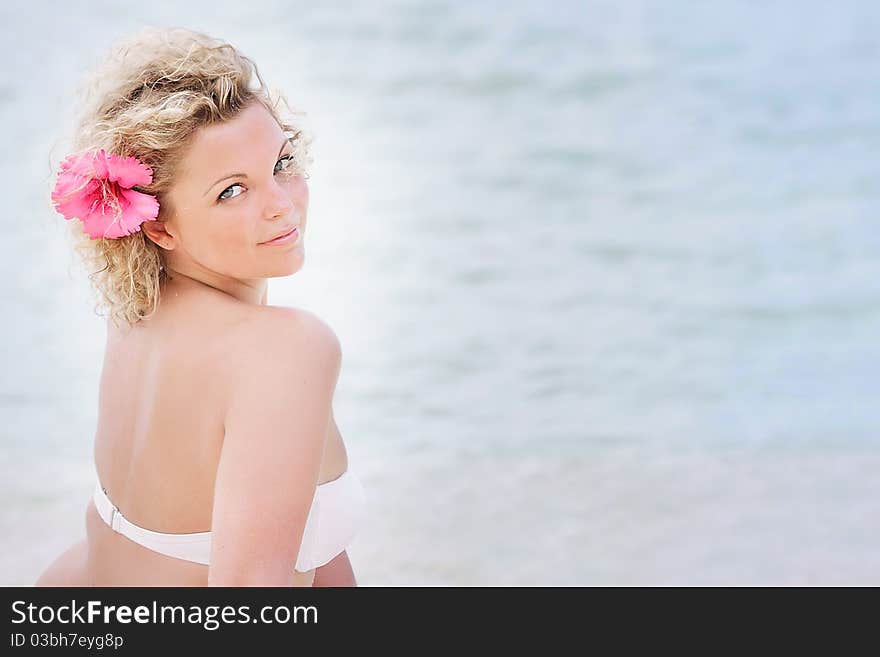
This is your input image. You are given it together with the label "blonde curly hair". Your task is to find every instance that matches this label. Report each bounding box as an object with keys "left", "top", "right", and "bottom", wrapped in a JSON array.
[{"left": 50, "top": 26, "right": 313, "bottom": 329}]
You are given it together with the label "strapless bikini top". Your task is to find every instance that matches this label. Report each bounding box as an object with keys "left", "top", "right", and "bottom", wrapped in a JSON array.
[{"left": 92, "top": 467, "right": 366, "bottom": 573}]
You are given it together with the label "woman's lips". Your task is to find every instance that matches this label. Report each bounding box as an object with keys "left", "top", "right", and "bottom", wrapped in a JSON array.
[{"left": 262, "top": 226, "right": 299, "bottom": 245}]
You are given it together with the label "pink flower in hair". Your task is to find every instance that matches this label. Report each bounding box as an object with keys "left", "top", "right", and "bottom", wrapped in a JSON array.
[{"left": 51, "top": 149, "right": 160, "bottom": 240}]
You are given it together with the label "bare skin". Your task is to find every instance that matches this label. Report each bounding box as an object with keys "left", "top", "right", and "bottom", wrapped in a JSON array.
[{"left": 35, "top": 100, "right": 357, "bottom": 587}]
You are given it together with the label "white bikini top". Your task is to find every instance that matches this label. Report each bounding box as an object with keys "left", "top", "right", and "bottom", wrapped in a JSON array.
[{"left": 92, "top": 467, "right": 367, "bottom": 573}]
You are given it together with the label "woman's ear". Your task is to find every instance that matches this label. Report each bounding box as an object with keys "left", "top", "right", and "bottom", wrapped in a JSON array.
[{"left": 142, "top": 218, "right": 176, "bottom": 251}]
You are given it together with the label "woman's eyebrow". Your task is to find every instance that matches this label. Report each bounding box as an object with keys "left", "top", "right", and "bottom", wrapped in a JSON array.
[{"left": 203, "top": 137, "right": 292, "bottom": 196}]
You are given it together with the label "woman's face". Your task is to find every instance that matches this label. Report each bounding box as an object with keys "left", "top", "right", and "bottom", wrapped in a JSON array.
[{"left": 147, "top": 100, "right": 308, "bottom": 283}]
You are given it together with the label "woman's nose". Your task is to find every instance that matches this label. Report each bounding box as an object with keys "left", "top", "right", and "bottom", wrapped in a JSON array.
[{"left": 266, "top": 182, "right": 294, "bottom": 219}]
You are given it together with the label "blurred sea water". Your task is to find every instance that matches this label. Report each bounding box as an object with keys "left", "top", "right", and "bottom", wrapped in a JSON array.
[{"left": 2, "top": 0, "right": 879, "bottom": 584}]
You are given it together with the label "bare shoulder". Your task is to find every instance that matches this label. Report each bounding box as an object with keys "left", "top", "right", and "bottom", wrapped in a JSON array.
[
  {"left": 222, "top": 305, "right": 341, "bottom": 397},
  {"left": 224, "top": 305, "right": 341, "bottom": 367},
  {"left": 224, "top": 306, "right": 342, "bottom": 364},
  {"left": 206, "top": 304, "right": 341, "bottom": 433}
]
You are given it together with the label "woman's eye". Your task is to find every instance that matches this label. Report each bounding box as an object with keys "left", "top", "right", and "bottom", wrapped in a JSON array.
[
  {"left": 276, "top": 154, "right": 296, "bottom": 173},
  {"left": 217, "top": 184, "right": 244, "bottom": 202},
  {"left": 217, "top": 154, "right": 297, "bottom": 202}
]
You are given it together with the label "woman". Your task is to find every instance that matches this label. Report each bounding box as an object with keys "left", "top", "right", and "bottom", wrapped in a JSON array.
[{"left": 34, "top": 26, "right": 366, "bottom": 587}]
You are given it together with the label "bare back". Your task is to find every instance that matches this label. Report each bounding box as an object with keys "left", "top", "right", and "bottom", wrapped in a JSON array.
[{"left": 82, "top": 278, "right": 348, "bottom": 586}]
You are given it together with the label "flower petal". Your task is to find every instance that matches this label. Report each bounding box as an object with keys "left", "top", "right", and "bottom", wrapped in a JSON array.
[
  {"left": 79, "top": 200, "right": 118, "bottom": 240},
  {"left": 51, "top": 177, "right": 100, "bottom": 222},
  {"left": 102, "top": 151, "right": 154, "bottom": 189},
  {"left": 114, "top": 187, "right": 160, "bottom": 236},
  {"left": 92, "top": 149, "right": 110, "bottom": 180},
  {"left": 58, "top": 151, "right": 100, "bottom": 178}
]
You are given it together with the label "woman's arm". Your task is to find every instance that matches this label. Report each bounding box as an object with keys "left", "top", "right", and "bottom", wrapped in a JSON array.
[
  {"left": 313, "top": 550, "right": 357, "bottom": 587},
  {"left": 208, "top": 311, "right": 341, "bottom": 586}
]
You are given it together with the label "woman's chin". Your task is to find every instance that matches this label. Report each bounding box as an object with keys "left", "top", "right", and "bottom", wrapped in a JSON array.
[{"left": 270, "top": 253, "right": 305, "bottom": 278}]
